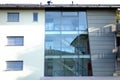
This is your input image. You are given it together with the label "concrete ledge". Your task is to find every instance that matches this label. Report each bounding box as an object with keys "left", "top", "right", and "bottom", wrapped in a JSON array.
[{"left": 41, "top": 77, "right": 120, "bottom": 80}]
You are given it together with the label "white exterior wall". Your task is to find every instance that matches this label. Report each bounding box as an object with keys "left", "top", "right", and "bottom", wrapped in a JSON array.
[{"left": 0, "top": 10, "right": 45, "bottom": 80}]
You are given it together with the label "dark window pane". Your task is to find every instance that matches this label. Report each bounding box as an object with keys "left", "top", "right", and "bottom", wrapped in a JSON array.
[
  {"left": 33, "top": 13, "right": 38, "bottom": 22},
  {"left": 6, "top": 61, "right": 23, "bottom": 71},
  {"left": 7, "top": 36, "right": 24, "bottom": 46},
  {"left": 8, "top": 13, "right": 19, "bottom": 22}
]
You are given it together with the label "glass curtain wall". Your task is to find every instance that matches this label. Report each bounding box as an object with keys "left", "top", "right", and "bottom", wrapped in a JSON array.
[{"left": 45, "top": 10, "right": 92, "bottom": 76}]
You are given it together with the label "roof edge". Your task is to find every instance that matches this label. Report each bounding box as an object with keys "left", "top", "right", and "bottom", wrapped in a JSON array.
[{"left": 0, "top": 4, "right": 120, "bottom": 9}]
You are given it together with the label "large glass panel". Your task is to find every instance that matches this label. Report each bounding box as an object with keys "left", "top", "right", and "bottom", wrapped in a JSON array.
[
  {"left": 61, "top": 17, "right": 79, "bottom": 30},
  {"left": 45, "top": 34, "right": 61, "bottom": 51},
  {"left": 45, "top": 12, "right": 61, "bottom": 31},
  {"left": 45, "top": 11, "right": 92, "bottom": 76},
  {"left": 79, "top": 12, "right": 88, "bottom": 31},
  {"left": 61, "top": 12, "right": 79, "bottom": 31}
]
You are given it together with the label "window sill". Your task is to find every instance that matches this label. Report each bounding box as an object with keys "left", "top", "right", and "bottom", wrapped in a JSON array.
[
  {"left": 7, "top": 21, "right": 19, "bottom": 22},
  {"left": 4, "top": 70, "right": 23, "bottom": 71},
  {"left": 6, "top": 45, "right": 24, "bottom": 46}
]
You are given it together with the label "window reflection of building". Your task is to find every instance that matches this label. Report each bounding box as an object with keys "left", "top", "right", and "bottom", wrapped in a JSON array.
[
  {"left": 71, "top": 34, "right": 89, "bottom": 55},
  {"left": 45, "top": 11, "right": 92, "bottom": 76}
]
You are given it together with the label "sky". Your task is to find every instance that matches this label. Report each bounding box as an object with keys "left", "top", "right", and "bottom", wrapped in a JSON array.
[{"left": 0, "top": 0, "right": 120, "bottom": 4}]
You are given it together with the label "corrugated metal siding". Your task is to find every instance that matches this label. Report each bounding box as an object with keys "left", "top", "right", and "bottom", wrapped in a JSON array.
[{"left": 87, "top": 9, "right": 116, "bottom": 76}]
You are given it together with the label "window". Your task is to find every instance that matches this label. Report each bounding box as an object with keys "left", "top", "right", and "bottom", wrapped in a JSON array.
[
  {"left": 62, "top": 12, "right": 78, "bottom": 16},
  {"left": 6, "top": 61, "right": 23, "bottom": 71},
  {"left": 7, "top": 36, "right": 24, "bottom": 46},
  {"left": 33, "top": 13, "right": 38, "bottom": 22},
  {"left": 45, "top": 11, "right": 92, "bottom": 76},
  {"left": 7, "top": 13, "right": 19, "bottom": 22}
]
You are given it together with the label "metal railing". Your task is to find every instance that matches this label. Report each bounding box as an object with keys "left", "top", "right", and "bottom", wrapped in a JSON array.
[
  {"left": 117, "top": 47, "right": 120, "bottom": 59},
  {"left": 116, "top": 23, "right": 120, "bottom": 32},
  {"left": 53, "top": 70, "right": 88, "bottom": 76}
]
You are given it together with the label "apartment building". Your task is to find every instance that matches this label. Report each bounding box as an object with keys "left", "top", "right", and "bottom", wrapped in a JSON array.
[{"left": 0, "top": 4, "right": 120, "bottom": 80}]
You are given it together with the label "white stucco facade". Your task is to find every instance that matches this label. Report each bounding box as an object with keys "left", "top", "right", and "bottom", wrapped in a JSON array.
[{"left": 0, "top": 10, "right": 45, "bottom": 80}]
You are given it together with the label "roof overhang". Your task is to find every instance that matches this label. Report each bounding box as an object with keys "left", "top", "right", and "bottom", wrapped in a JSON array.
[{"left": 0, "top": 4, "right": 120, "bottom": 10}]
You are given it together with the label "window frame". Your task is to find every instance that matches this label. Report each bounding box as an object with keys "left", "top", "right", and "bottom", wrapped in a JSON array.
[
  {"left": 7, "top": 12, "right": 19, "bottom": 22},
  {"left": 6, "top": 60, "right": 23, "bottom": 71},
  {"left": 7, "top": 36, "right": 24, "bottom": 46},
  {"left": 33, "top": 13, "right": 38, "bottom": 22}
]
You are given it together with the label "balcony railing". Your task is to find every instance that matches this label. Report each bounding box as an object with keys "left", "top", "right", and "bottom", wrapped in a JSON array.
[
  {"left": 113, "top": 47, "right": 120, "bottom": 60},
  {"left": 116, "top": 23, "right": 120, "bottom": 33},
  {"left": 117, "top": 47, "right": 120, "bottom": 61}
]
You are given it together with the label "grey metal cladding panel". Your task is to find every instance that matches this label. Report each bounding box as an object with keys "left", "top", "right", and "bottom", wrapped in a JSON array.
[
  {"left": 87, "top": 10, "right": 116, "bottom": 31},
  {"left": 90, "top": 45, "right": 114, "bottom": 48},
  {"left": 92, "top": 59, "right": 115, "bottom": 63},
  {"left": 89, "top": 32, "right": 115, "bottom": 36},
  {"left": 87, "top": 10, "right": 116, "bottom": 76},
  {"left": 89, "top": 43, "right": 115, "bottom": 49},
  {"left": 88, "top": 19, "right": 115, "bottom": 24},
  {"left": 92, "top": 62, "right": 114, "bottom": 67},
  {"left": 90, "top": 41, "right": 114, "bottom": 46},
  {"left": 88, "top": 25, "right": 116, "bottom": 34},
  {"left": 91, "top": 52, "right": 115, "bottom": 56},
  {"left": 90, "top": 45, "right": 114, "bottom": 49},
  {"left": 91, "top": 54, "right": 115, "bottom": 59},
  {"left": 88, "top": 23, "right": 115, "bottom": 28},
  {"left": 93, "top": 67, "right": 114, "bottom": 72},
  {"left": 87, "top": 10, "right": 115, "bottom": 16},
  {"left": 93, "top": 72, "right": 113, "bottom": 76},
  {"left": 88, "top": 16, "right": 115, "bottom": 20},
  {"left": 88, "top": 23, "right": 115, "bottom": 29},
  {"left": 91, "top": 49, "right": 114, "bottom": 55},
  {"left": 89, "top": 36, "right": 114, "bottom": 41}
]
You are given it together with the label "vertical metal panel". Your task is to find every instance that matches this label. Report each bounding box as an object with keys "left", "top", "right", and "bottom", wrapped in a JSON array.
[{"left": 87, "top": 9, "right": 116, "bottom": 76}]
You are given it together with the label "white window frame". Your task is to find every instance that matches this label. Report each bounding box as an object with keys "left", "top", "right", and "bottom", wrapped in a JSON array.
[
  {"left": 33, "top": 13, "right": 38, "bottom": 22},
  {"left": 7, "top": 36, "right": 24, "bottom": 46},
  {"left": 6, "top": 61, "right": 23, "bottom": 71},
  {"left": 7, "top": 12, "right": 19, "bottom": 22}
]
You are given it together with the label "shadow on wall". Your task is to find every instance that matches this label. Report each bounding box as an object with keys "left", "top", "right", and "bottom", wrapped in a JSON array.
[{"left": 16, "top": 45, "right": 44, "bottom": 80}]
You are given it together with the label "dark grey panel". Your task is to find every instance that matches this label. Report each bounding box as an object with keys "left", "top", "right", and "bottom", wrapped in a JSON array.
[
  {"left": 88, "top": 16, "right": 115, "bottom": 20},
  {"left": 89, "top": 36, "right": 115, "bottom": 41},
  {"left": 89, "top": 32, "right": 115, "bottom": 36},
  {"left": 92, "top": 59, "right": 115, "bottom": 63},
  {"left": 93, "top": 67, "right": 115, "bottom": 72},
  {"left": 87, "top": 10, "right": 115, "bottom": 16},
  {"left": 88, "top": 20, "right": 115, "bottom": 24},
  {"left": 91, "top": 54, "right": 115, "bottom": 59},
  {"left": 93, "top": 72, "right": 113, "bottom": 76},
  {"left": 91, "top": 49, "right": 115, "bottom": 54},
  {"left": 90, "top": 45, "right": 114, "bottom": 50},
  {"left": 87, "top": 10, "right": 116, "bottom": 76},
  {"left": 92, "top": 63, "right": 114, "bottom": 67}
]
